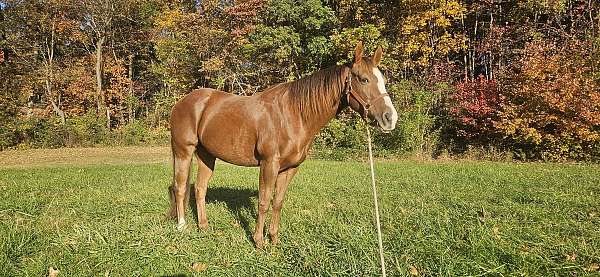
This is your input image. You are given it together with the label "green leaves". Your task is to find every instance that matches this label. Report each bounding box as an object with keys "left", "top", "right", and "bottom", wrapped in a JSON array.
[
  {"left": 247, "top": 25, "right": 301, "bottom": 64},
  {"left": 264, "top": 0, "right": 337, "bottom": 32},
  {"left": 331, "top": 24, "right": 386, "bottom": 63}
]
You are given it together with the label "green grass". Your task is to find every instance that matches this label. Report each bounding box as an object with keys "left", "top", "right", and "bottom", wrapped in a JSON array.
[{"left": 0, "top": 148, "right": 599, "bottom": 276}]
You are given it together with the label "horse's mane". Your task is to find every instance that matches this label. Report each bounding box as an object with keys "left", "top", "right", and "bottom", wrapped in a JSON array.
[{"left": 282, "top": 65, "right": 347, "bottom": 119}]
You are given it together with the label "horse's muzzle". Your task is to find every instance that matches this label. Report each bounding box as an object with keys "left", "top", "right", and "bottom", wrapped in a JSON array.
[{"left": 375, "top": 107, "right": 398, "bottom": 133}]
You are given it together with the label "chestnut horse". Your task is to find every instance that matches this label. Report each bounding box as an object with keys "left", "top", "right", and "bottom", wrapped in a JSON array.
[{"left": 168, "top": 42, "right": 398, "bottom": 248}]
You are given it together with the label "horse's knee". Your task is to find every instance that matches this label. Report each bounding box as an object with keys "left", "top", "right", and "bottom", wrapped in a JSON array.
[
  {"left": 173, "top": 182, "right": 184, "bottom": 193},
  {"left": 272, "top": 202, "right": 283, "bottom": 212},
  {"left": 258, "top": 202, "right": 270, "bottom": 214}
]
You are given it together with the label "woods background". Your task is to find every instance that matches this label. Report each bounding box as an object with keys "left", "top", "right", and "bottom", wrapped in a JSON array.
[{"left": 1, "top": 0, "right": 599, "bottom": 161}]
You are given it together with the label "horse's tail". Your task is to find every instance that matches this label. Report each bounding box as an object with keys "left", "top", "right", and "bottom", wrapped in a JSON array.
[
  {"left": 167, "top": 145, "right": 178, "bottom": 218},
  {"left": 166, "top": 179, "right": 177, "bottom": 218}
]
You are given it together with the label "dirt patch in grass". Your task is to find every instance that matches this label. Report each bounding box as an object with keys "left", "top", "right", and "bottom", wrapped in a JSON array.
[{"left": 0, "top": 146, "right": 171, "bottom": 168}]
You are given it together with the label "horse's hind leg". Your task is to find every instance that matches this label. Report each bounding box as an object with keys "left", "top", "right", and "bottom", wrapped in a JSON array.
[
  {"left": 194, "top": 147, "right": 215, "bottom": 230},
  {"left": 172, "top": 143, "right": 195, "bottom": 230}
]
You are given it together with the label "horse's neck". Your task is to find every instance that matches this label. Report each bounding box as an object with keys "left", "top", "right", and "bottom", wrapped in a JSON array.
[{"left": 296, "top": 67, "right": 349, "bottom": 136}]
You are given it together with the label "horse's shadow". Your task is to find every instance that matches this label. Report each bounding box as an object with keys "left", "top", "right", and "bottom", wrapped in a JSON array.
[{"left": 188, "top": 184, "right": 257, "bottom": 240}]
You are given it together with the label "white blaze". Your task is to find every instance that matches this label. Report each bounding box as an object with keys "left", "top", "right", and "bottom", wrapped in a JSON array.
[{"left": 373, "top": 68, "right": 398, "bottom": 130}]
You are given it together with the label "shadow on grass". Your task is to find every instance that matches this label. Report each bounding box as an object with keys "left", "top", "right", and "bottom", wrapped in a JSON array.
[{"left": 188, "top": 184, "right": 258, "bottom": 241}]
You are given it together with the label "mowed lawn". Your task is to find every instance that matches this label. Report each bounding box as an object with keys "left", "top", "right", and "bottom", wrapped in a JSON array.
[{"left": 0, "top": 148, "right": 599, "bottom": 276}]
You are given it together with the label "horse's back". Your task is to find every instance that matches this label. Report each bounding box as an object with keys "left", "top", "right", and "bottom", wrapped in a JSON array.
[{"left": 170, "top": 88, "right": 264, "bottom": 166}]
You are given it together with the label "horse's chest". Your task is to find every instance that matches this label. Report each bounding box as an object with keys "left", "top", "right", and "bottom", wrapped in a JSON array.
[{"left": 279, "top": 139, "right": 313, "bottom": 168}]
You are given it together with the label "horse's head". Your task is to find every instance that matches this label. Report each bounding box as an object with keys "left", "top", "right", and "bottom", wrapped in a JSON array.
[{"left": 346, "top": 42, "right": 398, "bottom": 133}]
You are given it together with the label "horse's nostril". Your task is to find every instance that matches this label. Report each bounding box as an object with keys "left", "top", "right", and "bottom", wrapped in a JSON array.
[{"left": 383, "top": 112, "right": 392, "bottom": 123}]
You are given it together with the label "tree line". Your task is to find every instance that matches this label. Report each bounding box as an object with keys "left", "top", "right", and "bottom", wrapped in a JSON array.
[{"left": 1, "top": 0, "right": 599, "bottom": 161}]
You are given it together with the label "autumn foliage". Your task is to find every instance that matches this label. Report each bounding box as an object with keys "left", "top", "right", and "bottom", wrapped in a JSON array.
[
  {"left": 496, "top": 38, "right": 600, "bottom": 160},
  {"left": 1, "top": 0, "right": 599, "bottom": 160},
  {"left": 450, "top": 76, "right": 500, "bottom": 142}
]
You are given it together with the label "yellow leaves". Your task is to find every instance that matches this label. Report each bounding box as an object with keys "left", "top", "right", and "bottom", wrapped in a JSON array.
[
  {"left": 48, "top": 267, "right": 59, "bottom": 277},
  {"left": 154, "top": 9, "right": 185, "bottom": 30},
  {"left": 191, "top": 262, "right": 208, "bottom": 272},
  {"left": 564, "top": 253, "right": 577, "bottom": 262},
  {"left": 584, "top": 263, "right": 599, "bottom": 272},
  {"left": 444, "top": 1, "right": 467, "bottom": 17},
  {"left": 409, "top": 265, "right": 419, "bottom": 276},
  {"left": 523, "top": 128, "right": 543, "bottom": 145},
  {"left": 395, "top": 1, "right": 466, "bottom": 70},
  {"left": 435, "top": 16, "right": 451, "bottom": 28},
  {"left": 492, "top": 226, "right": 500, "bottom": 239},
  {"left": 203, "top": 57, "right": 226, "bottom": 73}
]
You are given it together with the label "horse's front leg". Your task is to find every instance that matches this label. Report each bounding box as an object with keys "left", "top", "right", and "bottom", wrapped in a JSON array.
[
  {"left": 269, "top": 166, "right": 299, "bottom": 245},
  {"left": 253, "top": 158, "right": 280, "bottom": 249}
]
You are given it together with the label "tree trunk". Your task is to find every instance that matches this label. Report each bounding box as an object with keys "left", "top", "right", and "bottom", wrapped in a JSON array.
[
  {"left": 44, "top": 66, "right": 65, "bottom": 124},
  {"left": 49, "top": 99, "right": 66, "bottom": 124},
  {"left": 44, "top": 21, "right": 65, "bottom": 124},
  {"left": 489, "top": 7, "right": 494, "bottom": 80},
  {"left": 128, "top": 54, "right": 134, "bottom": 124},
  {"left": 95, "top": 36, "right": 109, "bottom": 129},
  {"left": 590, "top": 0, "right": 595, "bottom": 34},
  {"left": 473, "top": 13, "right": 478, "bottom": 80},
  {"left": 462, "top": 13, "right": 468, "bottom": 80}
]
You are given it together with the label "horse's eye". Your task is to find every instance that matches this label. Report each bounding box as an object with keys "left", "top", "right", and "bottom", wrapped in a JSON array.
[{"left": 361, "top": 78, "right": 369, "bottom": 84}]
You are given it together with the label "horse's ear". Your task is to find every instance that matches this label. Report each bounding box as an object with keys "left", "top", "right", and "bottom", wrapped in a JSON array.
[
  {"left": 354, "top": 41, "right": 364, "bottom": 64},
  {"left": 373, "top": 46, "right": 383, "bottom": 66}
]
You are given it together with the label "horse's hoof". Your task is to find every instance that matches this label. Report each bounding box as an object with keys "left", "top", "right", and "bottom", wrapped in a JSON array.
[
  {"left": 253, "top": 236, "right": 264, "bottom": 250},
  {"left": 176, "top": 220, "right": 186, "bottom": 231},
  {"left": 270, "top": 237, "right": 280, "bottom": 245},
  {"left": 254, "top": 241, "right": 265, "bottom": 250},
  {"left": 198, "top": 222, "right": 209, "bottom": 230}
]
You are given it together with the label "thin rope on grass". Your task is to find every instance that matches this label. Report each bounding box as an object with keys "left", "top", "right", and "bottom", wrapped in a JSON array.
[{"left": 366, "top": 126, "right": 386, "bottom": 277}]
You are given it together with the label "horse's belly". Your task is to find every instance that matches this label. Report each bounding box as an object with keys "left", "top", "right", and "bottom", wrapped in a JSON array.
[
  {"left": 199, "top": 119, "right": 260, "bottom": 167},
  {"left": 206, "top": 143, "right": 260, "bottom": 167}
]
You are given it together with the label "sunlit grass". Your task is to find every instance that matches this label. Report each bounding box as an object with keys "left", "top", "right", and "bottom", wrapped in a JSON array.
[{"left": 0, "top": 148, "right": 599, "bottom": 276}]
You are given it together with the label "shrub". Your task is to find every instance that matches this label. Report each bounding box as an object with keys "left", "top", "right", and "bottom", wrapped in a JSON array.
[
  {"left": 497, "top": 38, "right": 600, "bottom": 160},
  {"left": 116, "top": 121, "right": 150, "bottom": 145},
  {"left": 449, "top": 75, "right": 501, "bottom": 143},
  {"left": 375, "top": 80, "right": 442, "bottom": 156},
  {"left": 67, "top": 111, "right": 110, "bottom": 146},
  {"left": 315, "top": 116, "right": 367, "bottom": 150}
]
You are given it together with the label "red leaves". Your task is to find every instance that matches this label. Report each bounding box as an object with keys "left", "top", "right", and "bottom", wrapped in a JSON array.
[
  {"left": 448, "top": 34, "right": 600, "bottom": 160},
  {"left": 449, "top": 75, "right": 500, "bottom": 140}
]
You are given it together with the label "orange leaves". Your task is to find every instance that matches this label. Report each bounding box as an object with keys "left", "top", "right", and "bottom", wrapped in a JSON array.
[
  {"left": 448, "top": 32, "right": 600, "bottom": 160},
  {"left": 495, "top": 37, "right": 600, "bottom": 158}
]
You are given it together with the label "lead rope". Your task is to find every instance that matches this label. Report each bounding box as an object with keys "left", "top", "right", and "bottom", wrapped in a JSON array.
[
  {"left": 347, "top": 72, "right": 386, "bottom": 276},
  {"left": 366, "top": 123, "right": 387, "bottom": 277}
]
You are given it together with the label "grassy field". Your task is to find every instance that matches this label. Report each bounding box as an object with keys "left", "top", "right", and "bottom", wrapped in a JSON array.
[{"left": 0, "top": 147, "right": 599, "bottom": 276}]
